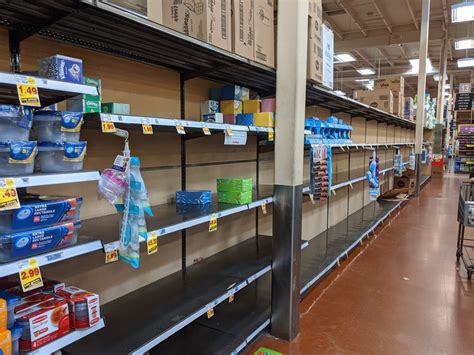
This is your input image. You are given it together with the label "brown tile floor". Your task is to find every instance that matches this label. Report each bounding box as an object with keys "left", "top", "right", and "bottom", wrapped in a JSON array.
[{"left": 246, "top": 174, "right": 474, "bottom": 355}]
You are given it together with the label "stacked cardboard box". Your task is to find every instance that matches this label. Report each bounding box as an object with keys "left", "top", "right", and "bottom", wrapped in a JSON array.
[
  {"left": 374, "top": 76, "right": 405, "bottom": 117},
  {"left": 67, "top": 77, "right": 102, "bottom": 113},
  {"left": 355, "top": 89, "right": 394, "bottom": 113},
  {"left": 217, "top": 178, "right": 253, "bottom": 204}
]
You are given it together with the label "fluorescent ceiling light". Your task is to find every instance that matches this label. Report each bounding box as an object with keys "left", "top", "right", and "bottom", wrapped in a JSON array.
[
  {"left": 334, "top": 90, "right": 346, "bottom": 96},
  {"left": 455, "top": 39, "right": 474, "bottom": 49},
  {"left": 452, "top": 2, "right": 474, "bottom": 23},
  {"left": 433, "top": 74, "right": 449, "bottom": 81},
  {"left": 445, "top": 84, "right": 451, "bottom": 89},
  {"left": 355, "top": 78, "right": 371, "bottom": 82},
  {"left": 334, "top": 53, "right": 356, "bottom": 63},
  {"left": 458, "top": 58, "right": 474, "bottom": 67},
  {"left": 357, "top": 68, "right": 375, "bottom": 75},
  {"left": 407, "top": 58, "right": 434, "bottom": 74}
]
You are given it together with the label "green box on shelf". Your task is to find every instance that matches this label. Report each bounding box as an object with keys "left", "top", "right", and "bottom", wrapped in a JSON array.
[
  {"left": 83, "top": 76, "right": 102, "bottom": 100},
  {"left": 217, "top": 190, "right": 253, "bottom": 205},
  {"left": 217, "top": 178, "right": 253, "bottom": 192},
  {"left": 102, "top": 102, "right": 130, "bottom": 115},
  {"left": 67, "top": 98, "right": 101, "bottom": 113}
]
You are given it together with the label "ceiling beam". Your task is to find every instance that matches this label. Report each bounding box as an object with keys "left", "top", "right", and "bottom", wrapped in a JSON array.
[
  {"left": 376, "top": 47, "right": 394, "bottom": 67},
  {"left": 335, "top": 0, "right": 367, "bottom": 37},
  {"left": 371, "top": 0, "right": 392, "bottom": 34},
  {"left": 405, "top": 0, "right": 419, "bottom": 30},
  {"left": 353, "top": 49, "right": 375, "bottom": 69},
  {"left": 323, "top": 13, "right": 344, "bottom": 40}
]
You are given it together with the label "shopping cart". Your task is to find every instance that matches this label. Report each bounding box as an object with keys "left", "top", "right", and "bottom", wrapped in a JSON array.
[{"left": 456, "top": 182, "right": 474, "bottom": 280}]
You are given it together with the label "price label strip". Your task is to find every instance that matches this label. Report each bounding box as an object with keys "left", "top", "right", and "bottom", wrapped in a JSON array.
[
  {"left": 261, "top": 203, "right": 267, "bottom": 215},
  {"left": 202, "top": 126, "right": 211, "bottom": 135},
  {"left": 18, "top": 258, "right": 43, "bottom": 292},
  {"left": 209, "top": 213, "right": 218, "bottom": 232},
  {"left": 176, "top": 124, "right": 186, "bottom": 135},
  {"left": 147, "top": 232, "right": 158, "bottom": 255},
  {"left": 101, "top": 115, "right": 116, "bottom": 133},
  {"left": 16, "top": 76, "right": 41, "bottom": 107},
  {"left": 0, "top": 178, "right": 20, "bottom": 211},
  {"left": 142, "top": 118, "right": 153, "bottom": 135}
]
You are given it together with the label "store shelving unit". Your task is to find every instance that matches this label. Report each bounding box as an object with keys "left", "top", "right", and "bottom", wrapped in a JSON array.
[
  {"left": 12, "top": 171, "right": 100, "bottom": 188},
  {"left": 455, "top": 126, "right": 474, "bottom": 173},
  {"left": 0, "top": 2, "right": 423, "bottom": 354}
]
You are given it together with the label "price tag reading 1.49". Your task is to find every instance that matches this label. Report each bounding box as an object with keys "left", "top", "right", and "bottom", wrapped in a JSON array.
[
  {"left": 0, "top": 178, "right": 21, "bottom": 211},
  {"left": 209, "top": 214, "right": 218, "bottom": 232},
  {"left": 142, "top": 118, "right": 153, "bottom": 135},
  {"left": 18, "top": 258, "right": 43, "bottom": 293},
  {"left": 147, "top": 232, "right": 158, "bottom": 255},
  {"left": 16, "top": 76, "right": 41, "bottom": 107}
]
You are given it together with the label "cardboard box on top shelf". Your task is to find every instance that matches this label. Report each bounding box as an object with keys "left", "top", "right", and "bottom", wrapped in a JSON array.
[
  {"left": 321, "top": 24, "right": 334, "bottom": 89},
  {"left": 231, "top": 0, "right": 255, "bottom": 60},
  {"left": 254, "top": 0, "right": 275, "bottom": 68},
  {"left": 356, "top": 89, "right": 394, "bottom": 114},
  {"left": 161, "top": 0, "right": 231, "bottom": 51},
  {"left": 243, "top": 99, "right": 260, "bottom": 113},
  {"left": 221, "top": 100, "right": 243, "bottom": 114},
  {"left": 392, "top": 91, "right": 404, "bottom": 117},
  {"left": 105, "top": 0, "right": 147, "bottom": 16},
  {"left": 147, "top": 0, "right": 163, "bottom": 23},
  {"left": 374, "top": 76, "right": 405, "bottom": 96},
  {"left": 307, "top": 0, "right": 323, "bottom": 84}
]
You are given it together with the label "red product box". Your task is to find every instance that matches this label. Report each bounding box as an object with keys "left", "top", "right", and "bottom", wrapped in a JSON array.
[
  {"left": 14, "top": 293, "right": 54, "bottom": 316},
  {"left": 56, "top": 287, "right": 100, "bottom": 329},
  {"left": 17, "top": 297, "right": 70, "bottom": 351}
]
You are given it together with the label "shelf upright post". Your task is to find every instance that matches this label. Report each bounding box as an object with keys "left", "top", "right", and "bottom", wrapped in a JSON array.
[
  {"left": 256, "top": 135, "right": 260, "bottom": 252},
  {"left": 414, "top": 0, "right": 431, "bottom": 196},
  {"left": 8, "top": 30, "right": 21, "bottom": 73},
  {"left": 180, "top": 73, "right": 187, "bottom": 278},
  {"left": 434, "top": 36, "right": 448, "bottom": 154},
  {"left": 271, "top": 0, "right": 308, "bottom": 341}
]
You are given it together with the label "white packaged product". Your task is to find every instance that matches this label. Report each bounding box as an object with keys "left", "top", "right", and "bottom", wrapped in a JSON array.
[
  {"left": 0, "top": 105, "right": 33, "bottom": 141},
  {"left": 0, "top": 141, "right": 37, "bottom": 176},
  {"left": 33, "top": 111, "right": 83, "bottom": 142},
  {"left": 37, "top": 141, "right": 87, "bottom": 173}
]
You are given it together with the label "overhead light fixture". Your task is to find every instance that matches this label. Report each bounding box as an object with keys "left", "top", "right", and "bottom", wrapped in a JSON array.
[
  {"left": 407, "top": 58, "right": 434, "bottom": 74},
  {"left": 334, "top": 53, "right": 356, "bottom": 63},
  {"left": 355, "top": 78, "right": 371, "bottom": 82},
  {"left": 433, "top": 74, "right": 449, "bottom": 81},
  {"left": 357, "top": 68, "right": 375, "bottom": 75},
  {"left": 445, "top": 84, "right": 451, "bottom": 89},
  {"left": 455, "top": 39, "right": 474, "bottom": 49},
  {"left": 334, "top": 90, "right": 346, "bottom": 96},
  {"left": 458, "top": 57, "right": 474, "bottom": 67},
  {"left": 452, "top": 2, "right": 474, "bottom": 23}
]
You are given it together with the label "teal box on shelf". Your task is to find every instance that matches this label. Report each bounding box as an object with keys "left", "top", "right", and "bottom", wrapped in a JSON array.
[
  {"left": 236, "top": 113, "right": 254, "bottom": 126},
  {"left": 221, "top": 85, "right": 250, "bottom": 101},
  {"left": 176, "top": 190, "right": 212, "bottom": 205}
]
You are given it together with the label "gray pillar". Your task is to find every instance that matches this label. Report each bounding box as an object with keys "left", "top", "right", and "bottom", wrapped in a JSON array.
[
  {"left": 434, "top": 37, "right": 448, "bottom": 155},
  {"left": 271, "top": 0, "right": 308, "bottom": 341},
  {"left": 414, "top": 0, "right": 430, "bottom": 196}
]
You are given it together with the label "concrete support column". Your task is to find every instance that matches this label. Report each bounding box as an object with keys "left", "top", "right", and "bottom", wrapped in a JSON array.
[
  {"left": 271, "top": 0, "right": 308, "bottom": 341},
  {"left": 434, "top": 37, "right": 448, "bottom": 154},
  {"left": 415, "top": 0, "right": 430, "bottom": 196}
]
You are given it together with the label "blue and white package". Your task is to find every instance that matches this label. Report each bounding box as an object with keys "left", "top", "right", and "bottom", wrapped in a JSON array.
[
  {"left": 33, "top": 111, "right": 83, "bottom": 142},
  {"left": 0, "top": 195, "right": 82, "bottom": 233},
  {"left": 38, "top": 55, "right": 83, "bottom": 84},
  {"left": 176, "top": 190, "right": 212, "bottom": 205},
  {"left": 0, "top": 221, "right": 80, "bottom": 262},
  {"left": 37, "top": 141, "right": 87, "bottom": 173},
  {"left": 221, "top": 85, "right": 250, "bottom": 100},
  {"left": 236, "top": 113, "right": 254, "bottom": 126},
  {"left": 176, "top": 203, "right": 213, "bottom": 216},
  {"left": 0, "top": 105, "right": 33, "bottom": 141},
  {"left": 202, "top": 113, "right": 223, "bottom": 123},
  {"left": 0, "top": 141, "right": 37, "bottom": 176}
]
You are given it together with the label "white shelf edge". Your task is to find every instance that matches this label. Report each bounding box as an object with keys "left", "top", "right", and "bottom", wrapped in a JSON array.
[
  {"left": 12, "top": 171, "right": 100, "bottom": 188},
  {"left": 23, "top": 318, "right": 105, "bottom": 355},
  {"left": 0, "top": 240, "right": 104, "bottom": 278}
]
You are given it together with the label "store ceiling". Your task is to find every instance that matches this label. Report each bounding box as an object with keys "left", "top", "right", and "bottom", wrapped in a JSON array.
[{"left": 326, "top": 0, "right": 474, "bottom": 97}]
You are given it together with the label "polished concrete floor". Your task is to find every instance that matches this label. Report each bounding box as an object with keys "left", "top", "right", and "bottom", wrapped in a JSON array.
[{"left": 246, "top": 174, "right": 474, "bottom": 354}]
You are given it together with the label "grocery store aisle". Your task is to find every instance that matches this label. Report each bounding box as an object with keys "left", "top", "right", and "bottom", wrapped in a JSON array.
[{"left": 247, "top": 175, "right": 474, "bottom": 354}]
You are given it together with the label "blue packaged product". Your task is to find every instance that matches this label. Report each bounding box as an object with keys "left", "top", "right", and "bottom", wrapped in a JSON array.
[
  {"left": 0, "top": 291, "right": 20, "bottom": 329},
  {"left": 38, "top": 55, "right": 83, "bottom": 84},
  {"left": 37, "top": 141, "right": 87, "bottom": 173},
  {"left": 0, "top": 195, "right": 82, "bottom": 233},
  {"left": 0, "top": 141, "right": 37, "bottom": 176},
  {"left": 33, "top": 111, "right": 83, "bottom": 142},
  {"left": 176, "top": 190, "right": 212, "bottom": 205},
  {"left": 220, "top": 85, "right": 250, "bottom": 101},
  {"left": 10, "top": 322, "right": 23, "bottom": 354},
  {"left": 209, "top": 87, "right": 221, "bottom": 101},
  {"left": 236, "top": 113, "right": 254, "bottom": 126},
  {"left": 176, "top": 203, "right": 213, "bottom": 216},
  {"left": 0, "top": 105, "right": 33, "bottom": 141},
  {"left": 0, "top": 221, "right": 80, "bottom": 262}
]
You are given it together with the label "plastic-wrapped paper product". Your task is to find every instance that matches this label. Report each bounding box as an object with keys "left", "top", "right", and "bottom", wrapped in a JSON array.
[
  {"left": 367, "top": 152, "right": 380, "bottom": 201},
  {"left": 97, "top": 169, "right": 128, "bottom": 205},
  {"left": 116, "top": 157, "right": 153, "bottom": 268}
]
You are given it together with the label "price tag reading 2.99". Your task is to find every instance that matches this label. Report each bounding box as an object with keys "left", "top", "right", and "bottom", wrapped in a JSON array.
[{"left": 18, "top": 258, "right": 43, "bottom": 292}]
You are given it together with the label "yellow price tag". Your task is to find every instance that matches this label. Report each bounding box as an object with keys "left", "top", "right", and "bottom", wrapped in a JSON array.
[
  {"left": 207, "top": 307, "right": 214, "bottom": 319},
  {"left": 105, "top": 250, "right": 118, "bottom": 263},
  {"left": 226, "top": 127, "right": 233, "bottom": 136},
  {"left": 18, "top": 258, "right": 43, "bottom": 293},
  {"left": 268, "top": 129, "right": 274, "bottom": 141},
  {"left": 101, "top": 121, "right": 116, "bottom": 133},
  {"left": 176, "top": 125, "right": 186, "bottom": 135},
  {"left": 16, "top": 77, "right": 41, "bottom": 107},
  {"left": 0, "top": 178, "right": 20, "bottom": 211},
  {"left": 261, "top": 203, "right": 267, "bottom": 215},
  {"left": 147, "top": 233, "right": 158, "bottom": 255},
  {"left": 228, "top": 293, "right": 235, "bottom": 303},
  {"left": 202, "top": 126, "right": 211, "bottom": 135},
  {"left": 209, "top": 213, "right": 218, "bottom": 232},
  {"left": 142, "top": 123, "right": 153, "bottom": 135},
  {"left": 309, "top": 193, "right": 315, "bottom": 204}
]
